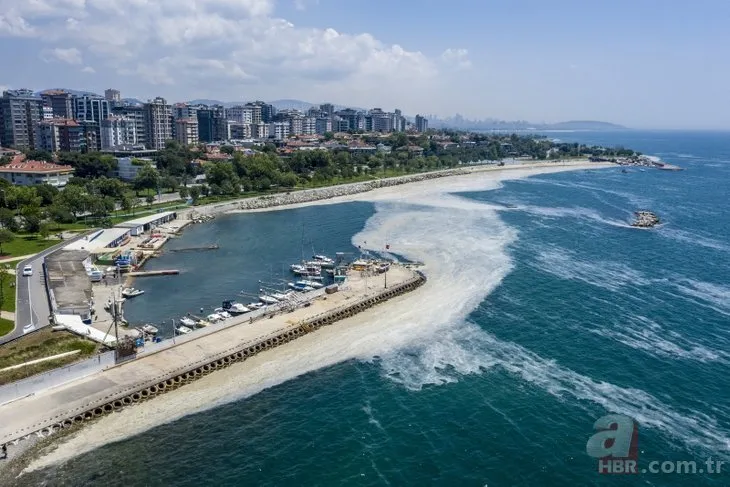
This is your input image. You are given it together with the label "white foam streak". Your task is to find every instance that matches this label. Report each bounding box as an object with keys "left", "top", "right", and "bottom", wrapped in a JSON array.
[{"left": 672, "top": 279, "right": 730, "bottom": 317}]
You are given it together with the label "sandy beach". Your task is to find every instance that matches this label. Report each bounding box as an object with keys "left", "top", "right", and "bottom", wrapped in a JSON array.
[{"left": 3, "top": 160, "right": 616, "bottom": 477}]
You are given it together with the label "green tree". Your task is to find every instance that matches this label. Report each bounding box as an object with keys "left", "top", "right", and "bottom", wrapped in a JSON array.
[
  {"left": 0, "top": 229, "right": 14, "bottom": 255},
  {"left": 39, "top": 222, "right": 51, "bottom": 240},
  {"left": 220, "top": 145, "right": 235, "bottom": 155},
  {"left": 133, "top": 164, "right": 160, "bottom": 196},
  {"left": 179, "top": 186, "right": 189, "bottom": 199},
  {"left": 0, "top": 208, "right": 18, "bottom": 232},
  {"left": 188, "top": 186, "right": 201, "bottom": 203},
  {"left": 145, "top": 194, "right": 155, "bottom": 207},
  {"left": 35, "top": 184, "right": 59, "bottom": 206},
  {"left": 323, "top": 132, "right": 334, "bottom": 141},
  {"left": 55, "top": 185, "right": 89, "bottom": 218}
]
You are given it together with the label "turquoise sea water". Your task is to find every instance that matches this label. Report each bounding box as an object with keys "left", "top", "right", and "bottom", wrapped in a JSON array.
[{"left": 18, "top": 131, "right": 730, "bottom": 486}]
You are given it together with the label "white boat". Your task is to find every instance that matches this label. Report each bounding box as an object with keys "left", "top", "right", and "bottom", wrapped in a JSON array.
[
  {"left": 176, "top": 325, "right": 193, "bottom": 335},
  {"left": 179, "top": 317, "right": 196, "bottom": 328},
  {"left": 259, "top": 295, "right": 279, "bottom": 305},
  {"left": 218, "top": 311, "right": 231, "bottom": 319},
  {"left": 247, "top": 302, "right": 264, "bottom": 310},
  {"left": 221, "top": 300, "right": 249, "bottom": 314},
  {"left": 307, "top": 258, "right": 334, "bottom": 269},
  {"left": 270, "top": 292, "right": 291, "bottom": 301},
  {"left": 141, "top": 324, "right": 159, "bottom": 335},
  {"left": 207, "top": 313, "right": 222, "bottom": 322},
  {"left": 288, "top": 282, "right": 314, "bottom": 291},
  {"left": 297, "top": 280, "right": 324, "bottom": 289},
  {"left": 122, "top": 287, "right": 144, "bottom": 298},
  {"left": 195, "top": 320, "right": 210, "bottom": 328},
  {"left": 312, "top": 254, "right": 335, "bottom": 265}
]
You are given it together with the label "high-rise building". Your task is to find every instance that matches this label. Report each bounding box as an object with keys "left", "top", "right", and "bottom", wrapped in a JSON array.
[
  {"left": 101, "top": 116, "right": 137, "bottom": 149},
  {"left": 111, "top": 105, "right": 146, "bottom": 148},
  {"left": 196, "top": 105, "right": 227, "bottom": 142},
  {"left": 229, "top": 123, "right": 252, "bottom": 139},
  {"left": 104, "top": 89, "right": 121, "bottom": 103},
  {"left": 226, "top": 105, "right": 251, "bottom": 124},
  {"left": 0, "top": 89, "right": 44, "bottom": 150},
  {"left": 244, "top": 103, "right": 262, "bottom": 125},
  {"left": 79, "top": 121, "right": 101, "bottom": 152},
  {"left": 415, "top": 114, "right": 428, "bottom": 133},
  {"left": 171, "top": 103, "right": 198, "bottom": 120},
  {"left": 319, "top": 103, "right": 335, "bottom": 118},
  {"left": 174, "top": 118, "right": 199, "bottom": 146},
  {"left": 36, "top": 119, "right": 83, "bottom": 152},
  {"left": 302, "top": 117, "right": 316, "bottom": 136},
  {"left": 315, "top": 117, "right": 332, "bottom": 135},
  {"left": 269, "top": 122, "right": 289, "bottom": 140},
  {"left": 42, "top": 106, "right": 54, "bottom": 120},
  {"left": 143, "top": 97, "right": 172, "bottom": 149},
  {"left": 75, "top": 95, "right": 110, "bottom": 123},
  {"left": 40, "top": 90, "right": 75, "bottom": 119},
  {"left": 250, "top": 101, "right": 275, "bottom": 123}
]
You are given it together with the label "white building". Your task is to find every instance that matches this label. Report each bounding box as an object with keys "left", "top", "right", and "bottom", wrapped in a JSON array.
[
  {"left": 116, "top": 157, "right": 156, "bottom": 181},
  {"left": 253, "top": 123, "right": 269, "bottom": 139},
  {"left": 144, "top": 97, "right": 172, "bottom": 149},
  {"left": 227, "top": 105, "right": 254, "bottom": 124},
  {"left": 269, "top": 122, "right": 290, "bottom": 140},
  {"left": 302, "top": 117, "right": 316, "bottom": 136},
  {"left": 101, "top": 116, "right": 137, "bottom": 149},
  {"left": 0, "top": 157, "right": 73, "bottom": 187}
]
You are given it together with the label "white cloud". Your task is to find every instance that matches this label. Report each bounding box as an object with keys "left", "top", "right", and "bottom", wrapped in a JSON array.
[
  {"left": 294, "top": 0, "right": 319, "bottom": 11},
  {"left": 1, "top": 0, "right": 446, "bottom": 111},
  {"left": 81, "top": 66, "right": 96, "bottom": 73},
  {"left": 441, "top": 48, "right": 472, "bottom": 69},
  {"left": 41, "top": 47, "right": 83, "bottom": 65}
]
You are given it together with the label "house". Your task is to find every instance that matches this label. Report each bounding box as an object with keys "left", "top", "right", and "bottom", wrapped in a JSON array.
[{"left": 0, "top": 155, "right": 74, "bottom": 187}]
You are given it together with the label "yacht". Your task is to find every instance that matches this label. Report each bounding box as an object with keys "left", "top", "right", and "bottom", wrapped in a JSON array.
[
  {"left": 176, "top": 325, "right": 193, "bottom": 335},
  {"left": 296, "top": 279, "right": 324, "bottom": 289},
  {"left": 122, "top": 287, "right": 144, "bottom": 298},
  {"left": 288, "top": 282, "right": 313, "bottom": 291},
  {"left": 313, "top": 254, "right": 335, "bottom": 265},
  {"left": 179, "top": 317, "right": 196, "bottom": 328},
  {"left": 259, "top": 295, "right": 279, "bottom": 305},
  {"left": 207, "top": 313, "right": 223, "bottom": 323},
  {"left": 222, "top": 300, "right": 250, "bottom": 314}
]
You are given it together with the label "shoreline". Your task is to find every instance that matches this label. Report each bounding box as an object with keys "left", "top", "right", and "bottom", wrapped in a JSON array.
[
  {"left": 179, "top": 160, "right": 612, "bottom": 218},
  {"left": 0, "top": 159, "right": 614, "bottom": 477}
]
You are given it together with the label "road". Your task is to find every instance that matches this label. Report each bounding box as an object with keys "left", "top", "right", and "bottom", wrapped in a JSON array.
[{"left": 0, "top": 233, "right": 89, "bottom": 346}]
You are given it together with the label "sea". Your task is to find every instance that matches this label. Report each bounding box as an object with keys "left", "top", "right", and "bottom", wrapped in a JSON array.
[{"left": 16, "top": 131, "right": 730, "bottom": 486}]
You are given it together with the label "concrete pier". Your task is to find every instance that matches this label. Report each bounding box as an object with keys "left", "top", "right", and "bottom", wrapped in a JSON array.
[{"left": 0, "top": 265, "right": 425, "bottom": 448}]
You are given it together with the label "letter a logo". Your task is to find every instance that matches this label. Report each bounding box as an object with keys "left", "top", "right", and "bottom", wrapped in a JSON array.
[{"left": 586, "top": 414, "right": 637, "bottom": 459}]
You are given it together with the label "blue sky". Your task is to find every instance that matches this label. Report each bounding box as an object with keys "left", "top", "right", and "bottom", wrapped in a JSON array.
[{"left": 0, "top": 0, "right": 726, "bottom": 129}]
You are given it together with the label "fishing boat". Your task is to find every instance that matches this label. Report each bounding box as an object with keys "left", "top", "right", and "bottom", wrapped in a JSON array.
[
  {"left": 176, "top": 325, "right": 193, "bottom": 335},
  {"left": 296, "top": 279, "right": 324, "bottom": 289},
  {"left": 179, "top": 316, "right": 196, "bottom": 328},
  {"left": 141, "top": 324, "right": 159, "bottom": 335},
  {"left": 259, "top": 295, "right": 279, "bottom": 305},
  {"left": 221, "top": 300, "right": 250, "bottom": 314},
  {"left": 122, "top": 287, "right": 144, "bottom": 298}
]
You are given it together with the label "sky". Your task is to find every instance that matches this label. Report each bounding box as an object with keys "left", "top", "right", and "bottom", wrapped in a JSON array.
[{"left": 0, "top": 0, "right": 727, "bottom": 129}]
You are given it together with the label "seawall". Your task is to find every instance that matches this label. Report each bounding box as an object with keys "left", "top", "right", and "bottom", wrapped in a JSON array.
[{"left": 0, "top": 269, "right": 425, "bottom": 449}]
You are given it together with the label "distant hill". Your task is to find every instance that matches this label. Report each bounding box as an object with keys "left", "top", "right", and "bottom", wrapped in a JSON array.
[{"left": 542, "top": 120, "right": 627, "bottom": 130}]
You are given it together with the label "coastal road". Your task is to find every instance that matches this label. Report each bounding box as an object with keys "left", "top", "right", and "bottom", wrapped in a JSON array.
[{"left": 0, "top": 233, "right": 89, "bottom": 346}]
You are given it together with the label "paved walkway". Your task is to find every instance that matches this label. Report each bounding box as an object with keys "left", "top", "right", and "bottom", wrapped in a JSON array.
[{"left": 0, "top": 311, "right": 15, "bottom": 321}]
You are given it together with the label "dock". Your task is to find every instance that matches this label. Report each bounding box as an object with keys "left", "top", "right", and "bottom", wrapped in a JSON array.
[
  {"left": 0, "top": 265, "right": 425, "bottom": 449},
  {"left": 168, "top": 244, "right": 219, "bottom": 253},
  {"left": 127, "top": 270, "right": 180, "bottom": 277}
]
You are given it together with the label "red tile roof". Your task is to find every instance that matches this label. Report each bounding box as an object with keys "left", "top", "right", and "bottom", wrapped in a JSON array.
[{"left": 0, "top": 155, "right": 74, "bottom": 174}]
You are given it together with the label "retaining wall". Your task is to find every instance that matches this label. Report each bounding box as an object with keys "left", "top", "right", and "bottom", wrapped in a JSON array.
[{"left": 2, "top": 271, "right": 426, "bottom": 445}]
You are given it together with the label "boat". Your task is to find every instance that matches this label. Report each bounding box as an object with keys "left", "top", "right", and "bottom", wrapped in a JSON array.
[
  {"left": 270, "top": 292, "right": 291, "bottom": 301},
  {"left": 218, "top": 311, "right": 232, "bottom": 319},
  {"left": 290, "top": 264, "right": 308, "bottom": 274},
  {"left": 247, "top": 302, "right": 264, "bottom": 310},
  {"left": 288, "top": 282, "right": 314, "bottom": 291},
  {"left": 122, "top": 287, "right": 144, "bottom": 298},
  {"left": 259, "top": 295, "right": 279, "bottom": 305},
  {"left": 207, "top": 313, "right": 222, "bottom": 322},
  {"left": 176, "top": 325, "right": 193, "bottom": 335},
  {"left": 221, "top": 300, "right": 250, "bottom": 314},
  {"left": 312, "top": 254, "right": 335, "bottom": 265},
  {"left": 141, "top": 324, "right": 159, "bottom": 335},
  {"left": 296, "top": 279, "right": 324, "bottom": 289},
  {"left": 179, "top": 317, "right": 196, "bottom": 328}
]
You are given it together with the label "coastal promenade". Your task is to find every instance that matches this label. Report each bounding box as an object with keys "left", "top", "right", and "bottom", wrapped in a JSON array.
[{"left": 0, "top": 265, "right": 424, "bottom": 448}]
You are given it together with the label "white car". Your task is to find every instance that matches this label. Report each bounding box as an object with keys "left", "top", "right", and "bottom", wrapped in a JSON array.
[{"left": 22, "top": 265, "right": 33, "bottom": 276}]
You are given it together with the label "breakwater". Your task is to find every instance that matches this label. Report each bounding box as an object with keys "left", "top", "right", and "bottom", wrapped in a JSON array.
[
  {"left": 0, "top": 270, "right": 425, "bottom": 449},
  {"left": 189, "top": 168, "right": 470, "bottom": 217}
]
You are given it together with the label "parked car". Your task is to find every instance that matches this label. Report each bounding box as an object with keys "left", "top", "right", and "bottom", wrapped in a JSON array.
[{"left": 22, "top": 265, "right": 33, "bottom": 276}]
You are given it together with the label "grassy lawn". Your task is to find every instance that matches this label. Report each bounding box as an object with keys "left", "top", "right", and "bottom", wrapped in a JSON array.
[
  {"left": 0, "top": 271, "right": 15, "bottom": 313},
  {"left": 0, "top": 329, "right": 99, "bottom": 384},
  {"left": 0, "top": 317, "right": 13, "bottom": 337},
  {"left": 0, "top": 235, "right": 61, "bottom": 259}
]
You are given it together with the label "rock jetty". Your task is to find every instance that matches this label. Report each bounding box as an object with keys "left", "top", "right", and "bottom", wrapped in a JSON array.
[{"left": 631, "top": 210, "right": 660, "bottom": 228}]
